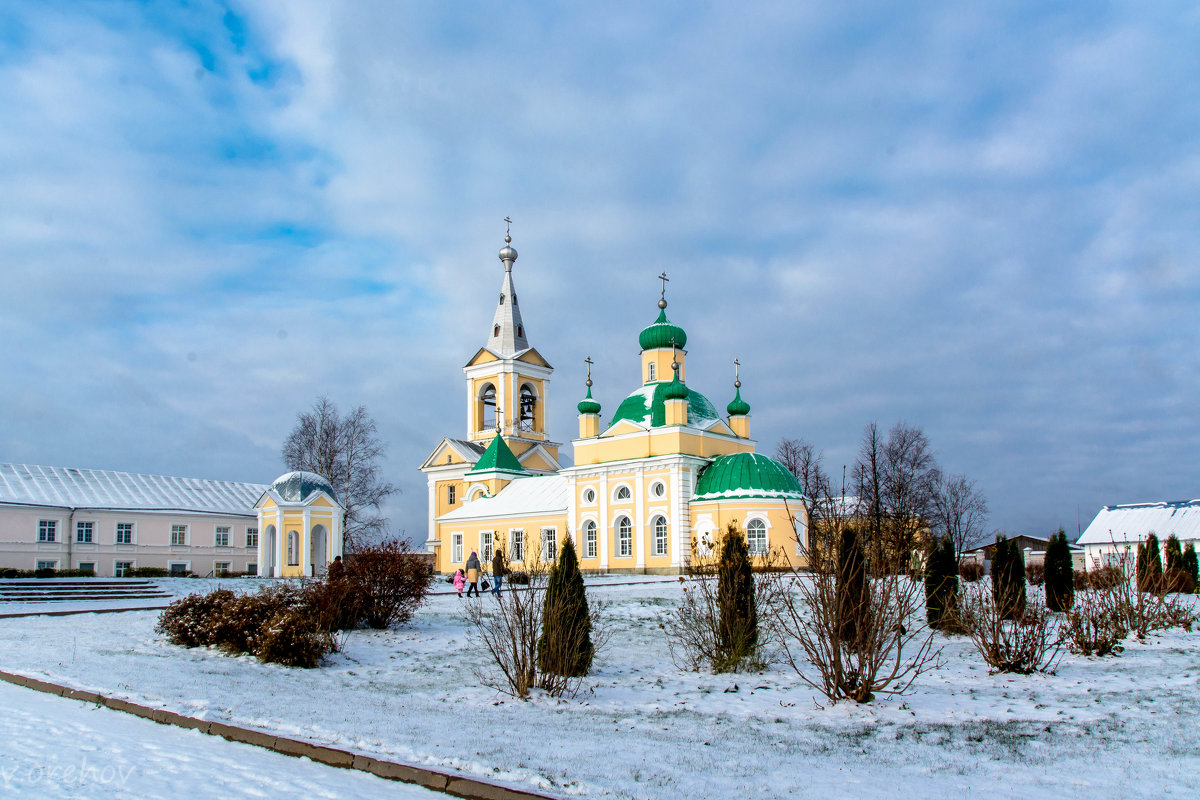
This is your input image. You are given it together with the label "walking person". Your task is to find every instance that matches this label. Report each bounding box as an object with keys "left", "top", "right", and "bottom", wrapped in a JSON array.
[
  {"left": 491, "top": 549, "right": 507, "bottom": 597},
  {"left": 452, "top": 568, "right": 465, "bottom": 598},
  {"left": 465, "top": 551, "right": 481, "bottom": 597}
]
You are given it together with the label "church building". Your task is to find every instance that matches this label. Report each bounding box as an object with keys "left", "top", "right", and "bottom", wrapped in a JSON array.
[{"left": 419, "top": 232, "right": 808, "bottom": 575}]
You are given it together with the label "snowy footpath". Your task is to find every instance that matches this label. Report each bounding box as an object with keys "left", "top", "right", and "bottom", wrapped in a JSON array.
[{"left": 0, "top": 578, "right": 1197, "bottom": 799}]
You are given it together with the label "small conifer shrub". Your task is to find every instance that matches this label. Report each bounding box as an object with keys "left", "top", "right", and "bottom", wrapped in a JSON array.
[
  {"left": 1044, "top": 530, "right": 1075, "bottom": 612},
  {"left": 991, "top": 536, "right": 1026, "bottom": 621},
  {"left": 924, "top": 535, "right": 960, "bottom": 631},
  {"left": 716, "top": 523, "right": 758, "bottom": 671},
  {"left": 537, "top": 537, "right": 594, "bottom": 678},
  {"left": 1136, "top": 533, "right": 1163, "bottom": 594}
]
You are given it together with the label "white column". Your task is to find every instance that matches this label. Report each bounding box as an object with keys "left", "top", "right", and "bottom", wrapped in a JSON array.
[
  {"left": 599, "top": 471, "right": 610, "bottom": 571},
  {"left": 634, "top": 466, "right": 646, "bottom": 570},
  {"left": 426, "top": 477, "right": 437, "bottom": 553},
  {"left": 274, "top": 508, "right": 284, "bottom": 578},
  {"left": 302, "top": 509, "right": 312, "bottom": 576}
]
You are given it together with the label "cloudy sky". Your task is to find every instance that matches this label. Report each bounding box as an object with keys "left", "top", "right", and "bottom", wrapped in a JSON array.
[{"left": 2, "top": 1, "right": 1197, "bottom": 542}]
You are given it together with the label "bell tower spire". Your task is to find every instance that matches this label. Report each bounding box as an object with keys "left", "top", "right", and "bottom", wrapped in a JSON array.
[{"left": 487, "top": 218, "right": 529, "bottom": 356}]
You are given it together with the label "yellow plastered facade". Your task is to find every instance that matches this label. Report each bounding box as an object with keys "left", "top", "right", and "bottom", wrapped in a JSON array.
[{"left": 254, "top": 488, "right": 344, "bottom": 579}]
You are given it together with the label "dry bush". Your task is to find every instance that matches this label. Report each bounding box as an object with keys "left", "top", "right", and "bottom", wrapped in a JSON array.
[
  {"left": 769, "top": 526, "right": 941, "bottom": 704},
  {"left": 1082, "top": 565, "right": 1125, "bottom": 591},
  {"left": 1025, "top": 562, "right": 1045, "bottom": 586},
  {"left": 1064, "top": 589, "right": 1127, "bottom": 657},
  {"left": 156, "top": 590, "right": 236, "bottom": 647},
  {"left": 464, "top": 555, "right": 608, "bottom": 698},
  {"left": 663, "top": 531, "right": 782, "bottom": 673},
  {"left": 256, "top": 608, "right": 332, "bottom": 668},
  {"left": 210, "top": 585, "right": 304, "bottom": 653},
  {"left": 344, "top": 540, "right": 431, "bottom": 629},
  {"left": 957, "top": 584, "right": 1062, "bottom": 674},
  {"left": 959, "top": 561, "right": 985, "bottom": 583},
  {"left": 1163, "top": 567, "right": 1197, "bottom": 595}
]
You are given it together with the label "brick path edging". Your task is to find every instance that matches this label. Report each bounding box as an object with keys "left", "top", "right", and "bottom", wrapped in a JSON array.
[{"left": 0, "top": 670, "right": 558, "bottom": 800}]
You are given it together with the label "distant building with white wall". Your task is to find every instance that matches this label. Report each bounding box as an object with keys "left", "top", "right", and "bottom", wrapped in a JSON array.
[
  {"left": 1077, "top": 499, "right": 1200, "bottom": 569},
  {"left": 0, "top": 463, "right": 342, "bottom": 578}
]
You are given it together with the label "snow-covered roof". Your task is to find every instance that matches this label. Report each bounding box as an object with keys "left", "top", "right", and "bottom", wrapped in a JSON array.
[
  {"left": 0, "top": 463, "right": 266, "bottom": 516},
  {"left": 439, "top": 475, "right": 567, "bottom": 522},
  {"left": 1077, "top": 500, "right": 1200, "bottom": 546}
]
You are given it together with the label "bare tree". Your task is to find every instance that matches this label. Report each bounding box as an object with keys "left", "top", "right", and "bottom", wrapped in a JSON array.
[
  {"left": 932, "top": 473, "right": 989, "bottom": 562},
  {"left": 854, "top": 422, "right": 940, "bottom": 571},
  {"left": 282, "top": 396, "right": 396, "bottom": 550},
  {"left": 775, "top": 437, "right": 846, "bottom": 559}
]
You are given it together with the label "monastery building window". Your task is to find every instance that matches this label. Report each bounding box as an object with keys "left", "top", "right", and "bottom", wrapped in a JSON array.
[
  {"left": 747, "top": 519, "right": 768, "bottom": 555},
  {"left": 617, "top": 517, "right": 632, "bottom": 557},
  {"left": 653, "top": 516, "right": 668, "bottom": 556},
  {"left": 584, "top": 520, "right": 597, "bottom": 559}
]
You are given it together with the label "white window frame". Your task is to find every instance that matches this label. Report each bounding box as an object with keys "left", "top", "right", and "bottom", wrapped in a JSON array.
[
  {"left": 448, "top": 484, "right": 456, "bottom": 505},
  {"left": 452, "top": 533, "right": 464, "bottom": 563},
  {"left": 38, "top": 519, "right": 57, "bottom": 543},
  {"left": 75, "top": 521, "right": 94, "bottom": 544},
  {"left": 647, "top": 362, "right": 656, "bottom": 382},
  {"left": 76, "top": 561, "right": 96, "bottom": 573},
  {"left": 584, "top": 519, "right": 598, "bottom": 559},
  {"left": 246, "top": 527, "right": 259, "bottom": 548},
  {"left": 650, "top": 481, "right": 666, "bottom": 498},
  {"left": 510, "top": 529, "right": 525, "bottom": 563},
  {"left": 653, "top": 516, "right": 669, "bottom": 556},
  {"left": 114, "top": 560, "right": 134, "bottom": 577},
  {"left": 169, "top": 562, "right": 190, "bottom": 576},
  {"left": 36, "top": 560, "right": 58, "bottom": 572},
  {"left": 115, "top": 522, "right": 134, "bottom": 545},
  {"left": 214, "top": 526, "right": 231, "bottom": 547},
  {"left": 542, "top": 528, "right": 557, "bottom": 562},
  {"left": 170, "top": 524, "right": 188, "bottom": 546},
  {"left": 617, "top": 516, "right": 632, "bottom": 557},
  {"left": 214, "top": 561, "right": 232, "bottom": 577},
  {"left": 583, "top": 488, "right": 596, "bottom": 504},
  {"left": 480, "top": 531, "right": 494, "bottom": 562},
  {"left": 614, "top": 484, "right": 632, "bottom": 502},
  {"left": 246, "top": 562, "right": 258, "bottom": 576},
  {"left": 747, "top": 518, "right": 768, "bottom": 556}
]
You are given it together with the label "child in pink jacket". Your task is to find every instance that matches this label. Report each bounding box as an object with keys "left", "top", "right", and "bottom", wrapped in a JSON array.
[{"left": 452, "top": 568, "right": 466, "bottom": 597}]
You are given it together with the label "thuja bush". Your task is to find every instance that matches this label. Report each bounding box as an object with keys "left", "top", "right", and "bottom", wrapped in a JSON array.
[
  {"left": 717, "top": 524, "right": 759, "bottom": 670},
  {"left": 1044, "top": 531, "right": 1075, "bottom": 612},
  {"left": 1136, "top": 533, "right": 1163, "bottom": 594},
  {"left": 991, "top": 536, "right": 1027, "bottom": 621},
  {"left": 1183, "top": 543, "right": 1199, "bottom": 594},
  {"left": 1162, "top": 535, "right": 1195, "bottom": 594},
  {"left": 924, "top": 535, "right": 961, "bottom": 632},
  {"left": 537, "top": 537, "right": 594, "bottom": 681}
]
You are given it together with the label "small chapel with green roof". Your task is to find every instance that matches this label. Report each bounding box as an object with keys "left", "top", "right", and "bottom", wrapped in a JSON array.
[{"left": 418, "top": 232, "right": 808, "bottom": 574}]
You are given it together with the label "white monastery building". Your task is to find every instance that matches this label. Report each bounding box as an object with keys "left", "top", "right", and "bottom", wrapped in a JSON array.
[{"left": 1077, "top": 499, "right": 1200, "bottom": 569}]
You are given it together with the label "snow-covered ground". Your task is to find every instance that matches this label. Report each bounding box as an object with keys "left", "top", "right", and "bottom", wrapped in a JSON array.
[{"left": 1, "top": 577, "right": 1198, "bottom": 799}]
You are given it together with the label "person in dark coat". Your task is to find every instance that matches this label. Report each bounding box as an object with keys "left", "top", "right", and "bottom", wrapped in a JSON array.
[
  {"left": 491, "top": 550, "right": 507, "bottom": 597},
  {"left": 327, "top": 555, "right": 345, "bottom": 582},
  {"left": 465, "top": 551, "right": 481, "bottom": 597}
]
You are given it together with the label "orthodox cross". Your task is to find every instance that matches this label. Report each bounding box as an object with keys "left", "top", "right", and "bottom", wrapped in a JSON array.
[
  {"left": 733, "top": 357, "right": 741, "bottom": 387},
  {"left": 584, "top": 356, "right": 594, "bottom": 386},
  {"left": 504, "top": 216, "right": 513, "bottom": 237},
  {"left": 495, "top": 404, "right": 503, "bottom": 433},
  {"left": 658, "top": 272, "right": 669, "bottom": 302},
  {"left": 670, "top": 337, "right": 680, "bottom": 375}
]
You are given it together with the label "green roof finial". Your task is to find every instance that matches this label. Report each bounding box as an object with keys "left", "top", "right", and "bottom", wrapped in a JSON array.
[
  {"left": 578, "top": 356, "right": 602, "bottom": 414},
  {"left": 727, "top": 358, "right": 750, "bottom": 416}
]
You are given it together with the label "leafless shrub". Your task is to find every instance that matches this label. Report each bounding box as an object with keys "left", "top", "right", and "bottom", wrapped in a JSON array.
[
  {"left": 464, "top": 554, "right": 608, "bottom": 698},
  {"left": 1078, "top": 565, "right": 1125, "bottom": 591},
  {"left": 344, "top": 540, "right": 431, "bottom": 629},
  {"left": 768, "top": 525, "right": 941, "bottom": 704},
  {"left": 1025, "top": 562, "right": 1045, "bottom": 586},
  {"left": 957, "top": 583, "right": 1062, "bottom": 674},
  {"left": 662, "top": 532, "right": 782, "bottom": 673},
  {"left": 1064, "top": 588, "right": 1127, "bottom": 657},
  {"left": 959, "top": 561, "right": 985, "bottom": 583}
]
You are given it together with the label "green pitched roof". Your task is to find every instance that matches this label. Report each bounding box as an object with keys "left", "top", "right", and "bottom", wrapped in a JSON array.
[
  {"left": 608, "top": 382, "right": 721, "bottom": 430},
  {"left": 465, "top": 433, "right": 528, "bottom": 478},
  {"left": 693, "top": 453, "right": 805, "bottom": 501}
]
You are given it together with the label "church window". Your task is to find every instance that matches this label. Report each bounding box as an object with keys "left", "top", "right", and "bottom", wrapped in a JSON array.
[
  {"left": 584, "top": 520, "right": 597, "bottom": 558},
  {"left": 542, "top": 528, "right": 557, "bottom": 561},
  {"left": 617, "top": 517, "right": 632, "bottom": 557},
  {"left": 583, "top": 488, "right": 596, "bottom": 504},
  {"left": 499, "top": 294, "right": 505, "bottom": 305},
  {"left": 648, "top": 363, "right": 656, "bottom": 382},
  {"left": 653, "top": 516, "right": 668, "bottom": 556},
  {"left": 747, "top": 519, "right": 768, "bottom": 555},
  {"left": 651, "top": 481, "right": 665, "bottom": 497},
  {"left": 286, "top": 531, "right": 299, "bottom": 566},
  {"left": 480, "top": 531, "right": 493, "bottom": 562},
  {"left": 493, "top": 325, "right": 500, "bottom": 337},
  {"left": 448, "top": 485, "right": 456, "bottom": 505},
  {"left": 452, "top": 533, "right": 463, "bottom": 563},
  {"left": 615, "top": 485, "right": 631, "bottom": 501},
  {"left": 517, "top": 326, "right": 524, "bottom": 338},
  {"left": 480, "top": 383, "right": 497, "bottom": 430},
  {"left": 510, "top": 529, "right": 525, "bottom": 562}
]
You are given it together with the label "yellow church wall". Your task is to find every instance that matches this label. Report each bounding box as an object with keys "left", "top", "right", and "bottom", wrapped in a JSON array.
[
  {"left": 690, "top": 500, "right": 809, "bottom": 570},
  {"left": 437, "top": 512, "right": 568, "bottom": 573},
  {"left": 519, "top": 449, "right": 556, "bottom": 472},
  {"left": 573, "top": 428, "right": 754, "bottom": 466},
  {"left": 641, "top": 348, "right": 686, "bottom": 384},
  {"left": 468, "top": 375, "right": 549, "bottom": 442}
]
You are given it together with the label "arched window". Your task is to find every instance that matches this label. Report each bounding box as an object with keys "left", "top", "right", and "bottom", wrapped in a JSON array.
[
  {"left": 479, "top": 383, "right": 497, "bottom": 431},
  {"left": 746, "top": 519, "right": 768, "bottom": 556},
  {"left": 519, "top": 384, "right": 537, "bottom": 432},
  {"left": 499, "top": 294, "right": 505, "bottom": 305},
  {"left": 286, "top": 531, "right": 299, "bottom": 566},
  {"left": 584, "top": 520, "right": 597, "bottom": 559},
  {"left": 493, "top": 324, "right": 500, "bottom": 337},
  {"left": 615, "top": 485, "right": 631, "bottom": 501},
  {"left": 653, "top": 516, "right": 668, "bottom": 556},
  {"left": 517, "top": 325, "right": 524, "bottom": 338},
  {"left": 617, "top": 516, "right": 632, "bottom": 557}
]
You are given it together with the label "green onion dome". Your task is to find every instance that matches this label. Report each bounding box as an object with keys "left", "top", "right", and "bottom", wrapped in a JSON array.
[
  {"left": 693, "top": 453, "right": 805, "bottom": 501},
  {"left": 610, "top": 382, "right": 721, "bottom": 429},
  {"left": 577, "top": 385, "right": 602, "bottom": 415},
  {"left": 665, "top": 372, "right": 689, "bottom": 400},
  {"left": 727, "top": 387, "right": 751, "bottom": 416},
  {"left": 638, "top": 308, "right": 688, "bottom": 351}
]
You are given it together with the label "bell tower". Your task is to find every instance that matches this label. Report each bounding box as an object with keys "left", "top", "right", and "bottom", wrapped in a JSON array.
[{"left": 462, "top": 222, "right": 561, "bottom": 472}]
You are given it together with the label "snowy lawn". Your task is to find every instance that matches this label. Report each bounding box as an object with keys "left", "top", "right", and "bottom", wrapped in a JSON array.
[{"left": 1, "top": 577, "right": 1198, "bottom": 799}]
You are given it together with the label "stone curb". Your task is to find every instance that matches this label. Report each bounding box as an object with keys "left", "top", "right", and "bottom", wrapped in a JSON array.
[
  {"left": 0, "top": 604, "right": 172, "bottom": 619},
  {"left": 0, "top": 670, "right": 558, "bottom": 800}
]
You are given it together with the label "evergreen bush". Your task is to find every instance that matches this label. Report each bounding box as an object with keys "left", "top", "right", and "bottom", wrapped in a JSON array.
[
  {"left": 716, "top": 523, "right": 758, "bottom": 670},
  {"left": 537, "top": 537, "right": 594, "bottom": 677},
  {"left": 1183, "top": 543, "right": 1199, "bottom": 594},
  {"left": 836, "top": 525, "right": 869, "bottom": 647},
  {"left": 924, "top": 535, "right": 959, "bottom": 630},
  {"left": 991, "top": 536, "right": 1026, "bottom": 620},
  {"left": 1136, "top": 533, "right": 1162, "bottom": 594},
  {"left": 1044, "top": 530, "right": 1075, "bottom": 612},
  {"left": 1162, "top": 535, "right": 1193, "bottom": 593}
]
